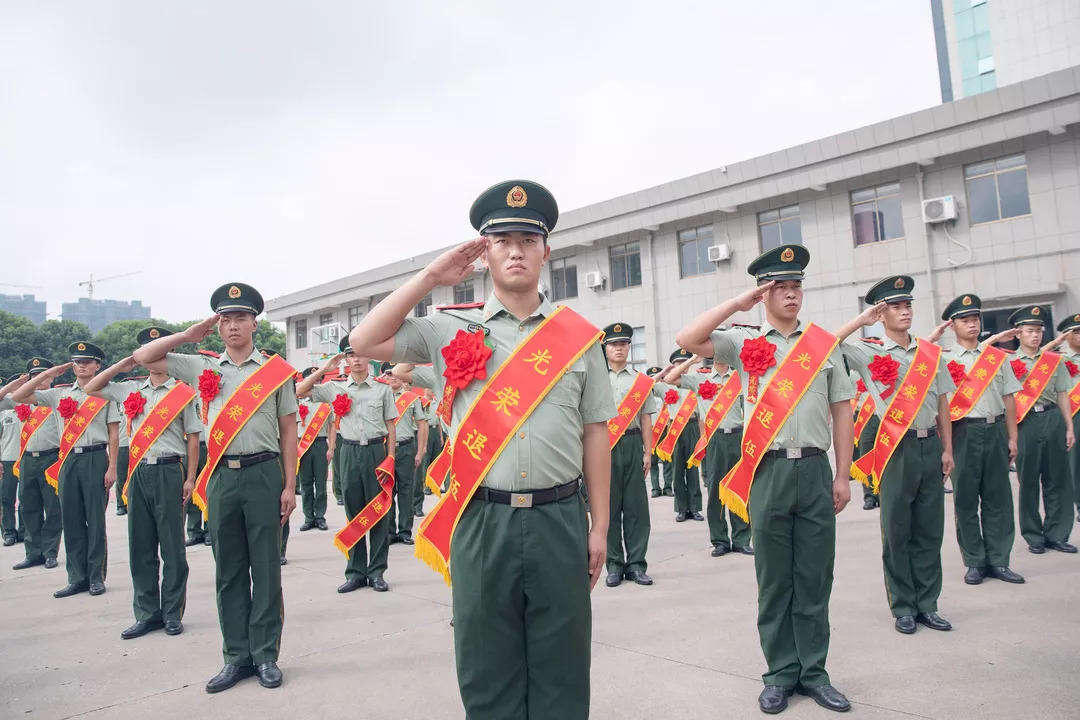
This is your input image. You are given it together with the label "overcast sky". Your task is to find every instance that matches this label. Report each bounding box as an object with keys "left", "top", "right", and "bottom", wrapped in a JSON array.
[{"left": 0, "top": 0, "right": 941, "bottom": 323}]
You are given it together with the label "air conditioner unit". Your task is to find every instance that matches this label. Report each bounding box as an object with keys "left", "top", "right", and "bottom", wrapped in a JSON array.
[
  {"left": 707, "top": 243, "right": 732, "bottom": 262},
  {"left": 922, "top": 196, "right": 957, "bottom": 223},
  {"left": 585, "top": 271, "right": 606, "bottom": 290}
]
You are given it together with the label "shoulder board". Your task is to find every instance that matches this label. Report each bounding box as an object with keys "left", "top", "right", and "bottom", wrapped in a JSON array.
[
  {"left": 695, "top": 367, "right": 712, "bottom": 373},
  {"left": 731, "top": 323, "right": 760, "bottom": 330},
  {"left": 860, "top": 337, "right": 884, "bottom": 345},
  {"left": 436, "top": 301, "right": 485, "bottom": 311}
]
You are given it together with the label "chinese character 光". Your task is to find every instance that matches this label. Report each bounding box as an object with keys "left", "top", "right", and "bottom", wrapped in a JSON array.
[
  {"left": 524, "top": 349, "right": 553, "bottom": 375},
  {"left": 914, "top": 362, "right": 928, "bottom": 376},
  {"left": 756, "top": 409, "right": 774, "bottom": 428},
  {"left": 1038, "top": 364, "right": 1049, "bottom": 374},
  {"left": 463, "top": 429, "right": 488, "bottom": 461},
  {"left": 246, "top": 382, "right": 264, "bottom": 398},
  {"left": 226, "top": 404, "right": 244, "bottom": 421},
  {"left": 490, "top": 386, "right": 521, "bottom": 416},
  {"left": 773, "top": 379, "right": 795, "bottom": 399},
  {"left": 156, "top": 407, "right": 169, "bottom": 419},
  {"left": 795, "top": 352, "right": 813, "bottom": 370},
  {"left": 632, "top": 392, "right": 642, "bottom": 402},
  {"left": 987, "top": 355, "right": 998, "bottom": 365}
]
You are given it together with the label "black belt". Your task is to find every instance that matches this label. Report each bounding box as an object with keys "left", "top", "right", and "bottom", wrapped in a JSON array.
[
  {"left": 220, "top": 451, "right": 279, "bottom": 469},
  {"left": 620, "top": 428, "right": 642, "bottom": 438},
  {"left": 342, "top": 436, "right": 387, "bottom": 446},
  {"left": 72, "top": 442, "right": 107, "bottom": 454},
  {"left": 1030, "top": 403, "right": 1057, "bottom": 414},
  {"left": 955, "top": 414, "right": 1004, "bottom": 426},
  {"left": 475, "top": 478, "right": 581, "bottom": 508},
  {"left": 28, "top": 448, "right": 60, "bottom": 458},
  {"left": 396, "top": 438, "right": 415, "bottom": 446},
  {"left": 144, "top": 454, "right": 182, "bottom": 466},
  {"left": 719, "top": 425, "right": 743, "bottom": 435},
  {"left": 764, "top": 447, "right": 824, "bottom": 460},
  {"left": 903, "top": 426, "right": 938, "bottom": 440}
]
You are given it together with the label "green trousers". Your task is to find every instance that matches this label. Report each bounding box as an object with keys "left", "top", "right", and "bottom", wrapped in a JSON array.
[
  {"left": 453, "top": 492, "right": 591, "bottom": 720},
  {"left": 389, "top": 438, "right": 416, "bottom": 539},
  {"left": 607, "top": 433, "right": 650, "bottom": 574},
  {"left": 1016, "top": 410, "right": 1074, "bottom": 546},
  {"left": 128, "top": 462, "right": 189, "bottom": 623},
  {"left": 298, "top": 437, "right": 329, "bottom": 522},
  {"left": 115, "top": 446, "right": 129, "bottom": 512},
  {"left": 417, "top": 426, "right": 443, "bottom": 512},
  {"left": 748, "top": 454, "right": 834, "bottom": 690},
  {"left": 671, "top": 423, "right": 702, "bottom": 514},
  {"left": 332, "top": 446, "right": 343, "bottom": 504},
  {"left": 1071, "top": 437, "right": 1080, "bottom": 516},
  {"left": 857, "top": 415, "right": 881, "bottom": 499},
  {"left": 58, "top": 449, "right": 109, "bottom": 586},
  {"left": 186, "top": 443, "right": 207, "bottom": 540},
  {"left": 281, "top": 516, "right": 290, "bottom": 557},
  {"left": 952, "top": 419, "right": 1014, "bottom": 568},
  {"left": 206, "top": 457, "right": 284, "bottom": 666},
  {"left": 1, "top": 460, "right": 25, "bottom": 540},
  {"left": 703, "top": 432, "right": 750, "bottom": 549},
  {"left": 649, "top": 448, "right": 662, "bottom": 493},
  {"left": 338, "top": 442, "right": 389, "bottom": 581},
  {"left": 16, "top": 451, "right": 62, "bottom": 562},
  {"left": 879, "top": 434, "right": 944, "bottom": 618}
]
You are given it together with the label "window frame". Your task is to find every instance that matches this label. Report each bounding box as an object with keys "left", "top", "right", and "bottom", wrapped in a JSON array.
[
  {"left": 851, "top": 182, "right": 904, "bottom": 247},
  {"left": 677, "top": 225, "right": 715, "bottom": 278},
  {"left": 294, "top": 319, "right": 307, "bottom": 349},
  {"left": 608, "top": 241, "right": 642, "bottom": 291},
  {"left": 964, "top": 153, "right": 1031, "bottom": 226},
  {"left": 453, "top": 280, "right": 475, "bottom": 304},
  {"left": 549, "top": 256, "right": 579, "bottom": 301},
  {"left": 348, "top": 305, "right": 363, "bottom": 328},
  {"left": 630, "top": 325, "right": 648, "bottom": 372},
  {"left": 414, "top": 294, "right": 432, "bottom": 318},
  {"left": 757, "top": 205, "right": 802, "bottom": 252}
]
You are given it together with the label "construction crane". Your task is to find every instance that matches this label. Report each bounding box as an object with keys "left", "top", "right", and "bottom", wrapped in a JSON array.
[{"left": 79, "top": 271, "right": 143, "bottom": 299}]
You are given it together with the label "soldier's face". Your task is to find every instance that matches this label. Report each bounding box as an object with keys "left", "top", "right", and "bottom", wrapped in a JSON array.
[
  {"left": 1067, "top": 329, "right": 1080, "bottom": 351},
  {"left": 763, "top": 280, "right": 802, "bottom": 321},
  {"left": 952, "top": 315, "right": 981, "bottom": 341},
  {"left": 605, "top": 341, "right": 630, "bottom": 364},
  {"left": 483, "top": 231, "right": 549, "bottom": 291},
  {"left": 348, "top": 353, "right": 369, "bottom": 374},
  {"left": 388, "top": 376, "right": 403, "bottom": 391},
  {"left": 1018, "top": 325, "right": 1043, "bottom": 351},
  {"left": 219, "top": 312, "right": 257, "bottom": 348},
  {"left": 883, "top": 301, "right": 912, "bottom": 331},
  {"left": 72, "top": 359, "right": 99, "bottom": 380}
]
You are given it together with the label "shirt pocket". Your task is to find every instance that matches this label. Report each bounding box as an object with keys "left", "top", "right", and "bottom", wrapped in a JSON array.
[
  {"left": 806, "top": 361, "right": 832, "bottom": 398},
  {"left": 362, "top": 396, "right": 386, "bottom": 425},
  {"left": 545, "top": 359, "right": 586, "bottom": 408}
]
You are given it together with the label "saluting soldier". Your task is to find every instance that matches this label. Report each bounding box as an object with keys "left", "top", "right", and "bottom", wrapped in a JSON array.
[
  {"left": 849, "top": 368, "right": 881, "bottom": 510},
  {"left": 114, "top": 389, "right": 130, "bottom": 518},
  {"left": 664, "top": 354, "right": 753, "bottom": 557},
  {"left": 296, "top": 338, "right": 397, "bottom": 593},
  {"left": 1043, "top": 313, "right": 1080, "bottom": 523},
  {"left": 7, "top": 360, "right": 63, "bottom": 571},
  {"left": 1006, "top": 305, "right": 1076, "bottom": 554},
  {"left": 350, "top": 180, "right": 615, "bottom": 720},
  {"left": 390, "top": 363, "right": 448, "bottom": 502},
  {"left": 676, "top": 244, "right": 854, "bottom": 714},
  {"left": 0, "top": 376, "right": 27, "bottom": 546},
  {"left": 186, "top": 369, "right": 213, "bottom": 547},
  {"left": 383, "top": 362, "right": 428, "bottom": 545},
  {"left": 657, "top": 348, "right": 703, "bottom": 522},
  {"left": 133, "top": 283, "right": 298, "bottom": 693},
  {"left": 15, "top": 342, "right": 121, "bottom": 599},
  {"left": 644, "top": 365, "right": 667, "bottom": 498},
  {"left": 85, "top": 327, "right": 200, "bottom": 638},
  {"left": 296, "top": 367, "right": 332, "bottom": 532},
  {"left": 601, "top": 323, "right": 657, "bottom": 587}
]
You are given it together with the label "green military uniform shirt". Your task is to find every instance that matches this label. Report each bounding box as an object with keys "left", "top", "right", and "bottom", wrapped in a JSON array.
[
  {"left": 0, "top": 397, "right": 13, "bottom": 411},
  {"left": 390, "top": 293, "right": 616, "bottom": 492},
  {"left": 166, "top": 349, "right": 298, "bottom": 455},
  {"left": 841, "top": 335, "right": 954, "bottom": 431},
  {"left": 941, "top": 345, "right": 1022, "bottom": 418},
  {"left": 0, "top": 408, "right": 20, "bottom": 461},
  {"left": 712, "top": 322, "right": 854, "bottom": 451},
  {"left": 393, "top": 388, "right": 424, "bottom": 441},
  {"left": 608, "top": 367, "right": 660, "bottom": 431},
  {"left": 115, "top": 397, "right": 130, "bottom": 449},
  {"left": 678, "top": 367, "right": 744, "bottom": 430},
  {"left": 34, "top": 384, "right": 121, "bottom": 446},
  {"left": 21, "top": 401, "right": 60, "bottom": 452},
  {"left": 407, "top": 366, "right": 448, "bottom": 433},
  {"left": 97, "top": 378, "right": 202, "bottom": 459},
  {"left": 309, "top": 375, "right": 396, "bottom": 443},
  {"left": 298, "top": 398, "right": 330, "bottom": 439},
  {"left": 1011, "top": 350, "right": 1071, "bottom": 406}
]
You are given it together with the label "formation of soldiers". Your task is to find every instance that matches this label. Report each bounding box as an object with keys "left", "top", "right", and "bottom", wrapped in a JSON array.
[{"left": 1, "top": 179, "right": 1078, "bottom": 718}]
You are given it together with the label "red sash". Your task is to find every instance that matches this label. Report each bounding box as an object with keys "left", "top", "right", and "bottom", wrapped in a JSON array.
[
  {"left": 1068, "top": 377, "right": 1080, "bottom": 417},
  {"left": 334, "top": 456, "right": 395, "bottom": 555},
  {"left": 1014, "top": 352, "right": 1063, "bottom": 423},
  {"left": 688, "top": 372, "right": 741, "bottom": 468},
  {"left": 12, "top": 406, "right": 53, "bottom": 479},
  {"left": 296, "top": 403, "right": 331, "bottom": 472},
  {"left": 45, "top": 398, "right": 108, "bottom": 489},
  {"left": 122, "top": 382, "right": 197, "bottom": 503},
  {"left": 719, "top": 324, "right": 839, "bottom": 522},
  {"left": 655, "top": 391, "right": 698, "bottom": 462},
  {"left": 651, "top": 405, "right": 670, "bottom": 451},
  {"left": 394, "top": 390, "right": 420, "bottom": 426},
  {"left": 608, "top": 373, "right": 655, "bottom": 448},
  {"left": 852, "top": 393, "right": 875, "bottom": 446},
  {"left": 193, "top": 356, "right": 297, "bottom": 516},
  {"left": 948, "top": 345, "right": 1007, "bottom": 421},
  {"left": 425, "top": 439, "right": 451, "bottom": 497}
]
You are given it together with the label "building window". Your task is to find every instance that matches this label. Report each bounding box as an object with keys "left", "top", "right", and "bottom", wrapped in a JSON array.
[
  {"left": 348, "top": 305, "right": 363, "bottom": 328},
  {"left": 955, "top": 0, "right": 995, "bottom": 96},
  {"left": 415, "top": 294, "right": 432, "bottom": 317},
  {"left": 549, "top": 257, "right": 578, "bottom": 301},
  {"left": 319, "top": 312, "right": 333, "bottom": 326},
  {"left": 295, "top": 319, "right": 307, "bottom": 349},
  {"left": 678, "top": 225, "right": 714, "bottom": 278},
  {"left": 965, "top": 154, "right": 1031, "bottom": 225},
  {"left": 630, "top": 326, "right": 647, "bottom": 371},
  {"left": 609, "top": 242, "right": 642, "bottom": 290},
  {"left": 758, "top": 205, "right": 802, "bottom": 252},
  {"left": 453, "top": 280, "right": 474, "bottom": 304},
  {"left": 852, "top": 183, "right": 904, "bottom": 246}
]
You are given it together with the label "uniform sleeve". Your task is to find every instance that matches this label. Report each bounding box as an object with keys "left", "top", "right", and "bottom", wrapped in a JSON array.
[
  {"left": 412, "top": 365, "right": 436, "bottom": 390},
  {"left": 710, "top": 329, "right": 742, "bottom": 368},
  {"left": 309, "top": 383, "right": 334, "bottom": 404},
  {"left": 840, "top": 341, "right": 875, "bottom": 371},
  {"left": 642, "top": 390, "right": 661, "bottom": 415},
  {"left": 411, "top": 397, "right": 424, "bottom": 422},
  {"left": 0, "top": 397, "right": 13, "bottom": 411},
  {"left": 276, "top": 379, "right": 299, "bottom": 417},
  {"left": 97, "top": 382, "right": 132, "bottom": 404},
  {"left": 390, "top": 315, "right": 448, "bottom": 365},
  {"left": 182, "top": 401, "right": 202, "bottom": 434},
  {"left": 578, "top": 343, "right": 617, "bottom": 425},
  {"left": 1051, "top": 361, "right": 1071, "bottom": 393},
  {"left": 1000, "top": 364, "right": 1023, "bottom": 395},
  {"left": 382, "top": 384, "right": 399, "bottom": 421},
  {"left": 105, "top": 396, "right": 121, "bottom": 423},
  {"left": 678, "top": 373, "right": 703, "bottom": 391},
  {"left": 33, "top": 388, "right": 61, "bottom": 408},
  {"left": 827, "top": 347, "right": 856, "bottom": 403},
  {"left": 166, "top": 353, "right": 207, "bottom": 386},
  {"left": 935, "top": 356, "right": 957, "bottom": 395}
]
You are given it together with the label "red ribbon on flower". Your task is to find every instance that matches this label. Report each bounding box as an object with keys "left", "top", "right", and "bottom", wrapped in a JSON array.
[
  {"left": 122, "top": 391, "right": 146, "bottom": 436},
  {"left": 1011, "top": 359, "right": 1028, "bottom": 381},
  {"left": 739, "top": 337, "right": 777, "bottom": 404},
  {"left": 663, "top": 388, "right": 680, "bottom": 405},
  {"left": 332, "top": 393, "right": 352, "bottom": 431},
  {"left": 15, "top": 404, "right": 32, "bottom": 422},
  {"left": 298, "top": 404, "right": 310, "bottom": 423},
  {"left": 698, "top": 379, "right": 719, "bottom": 400},
  {"left": 57, "top": 397, "right": 79, "bottom": 420},
  {"left": 946, "top": 360, "right": 968, "bottom": 386},
  {"left": 1066, "top": 360, "right": 1079, "bottom": 378},
  {"left": 197, "top": 369, "right": 222, "bottom": 425},
  {"left": 856, "top": 379, "right": 867, "bottom": 394}
]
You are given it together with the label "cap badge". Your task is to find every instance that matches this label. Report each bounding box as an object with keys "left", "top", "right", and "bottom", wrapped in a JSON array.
[
  {"left": 32, "top": 359, "right": 40, "bottom": 367},
  {"left": 1074, "top": 314, "right": 1080, "bottom": 322},
  {"left": 77, "top": 343, "right": 86, "bottom": 351},
  {"left": 228, "top": 285, "right": 242, "bottom": 299},
  {"left": 149, "top": 328, "right": 160, "bottom": 339},
  {"left": 1031, "top": 307, "right": 1040, "bottom": 316},
  {"left": 506, "top": 186, "right": 528, "bottom": 208},
  {"left": 893, "top": 278, "right": 905, "bottom": 289},
  {"left": 962, "top": 296, "right": 971, "bottom": 306},
  {"left": 614, "top": 324, "right": 622, "bottom": 332},
  {"left": 780, "top": 248, "right": 794, "bottom": 263}
]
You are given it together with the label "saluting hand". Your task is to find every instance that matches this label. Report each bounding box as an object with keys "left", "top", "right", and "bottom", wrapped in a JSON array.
[
  {"left": 44, "top": 362, "right": 72, "bottom": 380},
  {"left": 422, "top": 237, "right": 488, "bottom": 288},
  {"left": 926, "top": 321, "right": 951, "bottom": 343},
  {"left": 322, "top": 353, "right": 345, "bottom": 372},
  {"left": 185, "top": 315, "right": 220, "bottom": 343},
  {"left": 858, "top": 302, "right": 887, "bottom": 327},
  {"left": 733, "top": 281, "right": 775, "bottom": 312},
  {"left": 985, "top": 328, "right": 1019, "bottom": 346},
  {"left": 118, "top": 356, "right": 138, "bottom": 373}
]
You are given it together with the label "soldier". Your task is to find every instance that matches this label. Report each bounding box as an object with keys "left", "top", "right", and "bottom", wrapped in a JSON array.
[
  {"left": 14, "top": 342, "right": 121, "bottom": 599},
  {"left": 849, "top": 369, "right": 881, "bottom": 510},
  {"left": 663, "top": 354, "right": 753, "bottom": 557},
  {"left": 382, "top": 363, "right": 427, "bottom": 545},
  {"left": 114, "top": 389, "right": 130, "bottom": 518},
  {"left": 416, "top": 388, "right": 440, "bottom": 516},
  {"left": 1006, "top": 305, "right": 1076, "bottom": 554},
  {"left": 390, "top": 363, "right": 448, "bottom": 502},
  {"left": 1043, "top": 314, "right": 1080, "bottom": 523},
  {"left": 644, "top": 365, "right": 668, "bottom": 498},
  {"left": 657, "top": 349, "right": 704, "bottom": 522},
  {"left": 601, "top": 323, "right": 657, "bottom": 587},
  {"left": 84, "top": 327, "right": 200, "bottom": 638},
  {"left": 350, "top": 180, "right": 615, "bottom": 720},
  {"left": 676, "top": 244, "right": 854, "bottom": 714},
  {"left": 296, "top": 367, "right": 332, "bottom": 532},
  {"left": 296, "top": 337, "right": 397, "bottom": 593},
  {"left": 0, "top": 376, "right": 27, "bottom": 545},
  {"left": 186, "top": 410, "right": 212, "bottom": 547},
  {"left": 133, "top": 283, "right": 298, "bottom": 693},
  {"left": 7, "top": 360, "right": 63, "bottom": 571}
]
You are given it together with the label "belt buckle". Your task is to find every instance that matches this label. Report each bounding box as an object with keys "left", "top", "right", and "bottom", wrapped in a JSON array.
[
  {"left": 513, "top": 493, "right": 533, "bottom": 508},
  {"left": 73, "top": 447, "right": 84, "bottom": 454},
  {"left": 146, "top": 456, "right": 158, "bottom": 465},
  {"left": 227, "top": 459, "right": 241, "bottom": 470},
  {"left": 785, "top": 448, "right": 802, "bottom": 460},
  {"left": 31, "top": 451, "right": 40, "bottom": 458},
  {"left": 917, "top": 428, "right": 930, "bottom": 438}
]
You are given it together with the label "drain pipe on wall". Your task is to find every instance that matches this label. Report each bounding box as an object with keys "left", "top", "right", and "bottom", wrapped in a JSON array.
[{"left": 917, "top": 168, "right": 937, "bottom": 318}]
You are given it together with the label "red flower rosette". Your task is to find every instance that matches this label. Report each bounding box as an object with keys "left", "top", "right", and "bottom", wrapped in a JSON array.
[
  {"left": 57, "top": 396, "right": 79, "bottom": 420},
  {"left": 856, "top": 379, "right": 868, "bottom": 394},
  {"left": 298, "top": 404, "right": 310, "bottom": 423},
  {"left": 868, "top": 354, "right": 900, "bottom": 385},
  {"left": 15, "top": 404, "right": 32, "bottom": 422},
  {"left": 946, "top": 360, "right": 968, "bottom": 386},
  {"left": 663, "top": 389, "right": 680, "bottom": 405},
  {"left": 122, "top": 391, "right": 146, "bottom": 436},
  {"left": 1066, "top": 360, "right": 1079, "bottom": 378},
  {"left": 441, "top": 328, "right": 493, "bottom": 390},
  {"left": 197, "top": 369, "right": 222, "bottom": 424},
  {"left": 332, "top": 393, "right": 352, "bottom": 431},
  {"left": 698, "top": 379, "right": 719, "bottom": 400},
  {"left": 1011, "top": 359, "right": 1028, "bottom": 381},
  {"left": 739, "top": 337, "right": 777, "bottom": 404}
]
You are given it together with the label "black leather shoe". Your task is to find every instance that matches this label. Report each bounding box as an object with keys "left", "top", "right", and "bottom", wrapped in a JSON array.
[
  {"left": 1029, "top": 543, "right": 1045, "bottom": 554},
  {"left": 203, "top": 534, "right": 212, "bottom": 546},
  {"left": 45, "top": 557, "right": 58, "bottom": 568},
  {"left": 711, "top": 545, "right": 730, "bottom": 557},
  {"left": 279, "top": 556, "right": 287, "bottom": 566},
  {"left": 185, "top": 536, "right": 202, "bottom": 547},
  {"left": 943, "top": 485, "right": 953, "bottom": 494},
  {"left": 650, "top": 489, "right": 662, "bottom": 498},
  {"left": 798, "top": 684, "right": 851, "bottom": 712},
  {"left": 336, "top": 498, "right": 344, "bottom": 506},
  {"left": 256, "top": 661, "right": 283, "bottom": 688},
  {"left": 337, "top": 579, "right": 365, "bottom": 593},
  {"left": 371, "top": 577, "right": 389, "bottom": 592},
  {"left": 424, "top": 487, "right": 432, "bottom": 496},
  {"left": 121, "top": 620, "right": 164, "bottom": 639},
  {"left": 415, "top": 509, "right": 425, "bottom": 517},
  {"left": 89, "top": 582, "right": 106, "bottom": 596},
  {"left": 401, "top": 536, "right": 414, "bottom": 545},
  {"left": 624, "top": 570, "right": 653, "bottom": 586},
  {"left": 1046, "top": 540, "right": 1078, "bottom": 553},
  {"left": 205, "top": 664, "right": 255, "bottom": 694},
  {"left": 116, "top": 506, "right": 128, "bottom": 516},
  {"left": 964, "top": 567, "right": 985, "bottom": 585},
  {"left": 987, "top": 566, "right": 1025, "bottom": 583},
  {"left": 758, "top": 685, "right": 793, "bottom": 714},
  {"left": 916, "top": 611, "right": 952, "bottom": 631},
  {"left": 165, "top": 620, "right": 184, "bottom": 635},
  {"left": 388, "top": 534, "right": 402, "bottom": 545},
  {"left": 605, "top": 572, "right": 623, "bottom": 587},
  {"left": 316, "top": 519, "right": 328, "bottom": 531},
  {"left": 662, "top": 487, "right": 674, "bottom": 497},
  {"left": 675, "top": 512, "right": 689, "bottom": 523},
  {"left": 691, "top": 512, "right": 705, "bottom": 521},
  {"left": 863, "top": 496, "right": 877, "bottom": 510},
  {"left": 13, "top": 556, "right": 45, "bottom": 570},
  {"left": 2, "top": 536, "right": 14, "bottom": 547},
  {"left": 895, "top": 615, "right": 916, "bottom": 634},
  {"left": 733, "top": 545, "right": 755, "bottom": 555},
  {"left": 54, "top": 581, "right": 90, "bottom": 598},
  {"left": 299, "top": 520, "right": 316, "bottom": 531}
]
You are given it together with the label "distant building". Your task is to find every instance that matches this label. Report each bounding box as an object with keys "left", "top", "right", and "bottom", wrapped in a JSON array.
[
  {"left": 0, "top": 294, "right": 47, "bottom": 325},
  {"left": 61, "top": 298, "right": 151, "bottom": 334}
]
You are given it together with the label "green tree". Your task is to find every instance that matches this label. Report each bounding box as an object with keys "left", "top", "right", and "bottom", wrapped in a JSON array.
[{"left": 0, "top": 310, "right": 37, "bottom": 380}]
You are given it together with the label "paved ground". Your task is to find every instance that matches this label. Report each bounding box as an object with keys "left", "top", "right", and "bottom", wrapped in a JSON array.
[{"left": 2, "top": 477, "right": 1079, "bottom": 720}]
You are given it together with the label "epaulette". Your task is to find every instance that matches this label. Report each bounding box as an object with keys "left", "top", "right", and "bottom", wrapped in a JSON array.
[
  {"left": 695, "top": 367, "right": 712, "bottom": 373},
  {"left": 436, "top": 301, "right": 485, "bottom": 311},
  {"left": 198, "top": 349, "right": 221, "bottom": 358},
  {"left": 731, "top": 323, "right": 761, "bottom": 330},
  {"left": 860, "top": 337, "right": 884, "bottom": 345}
]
